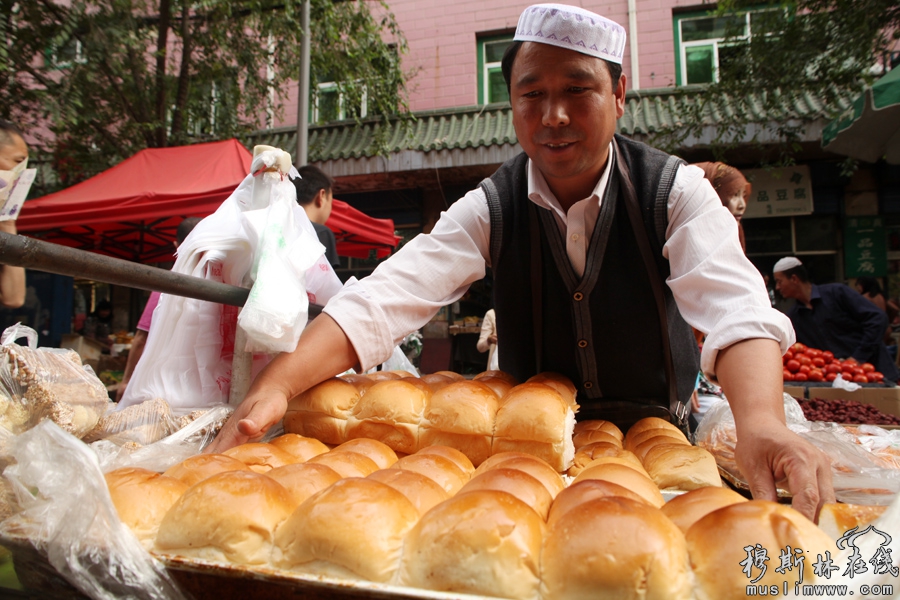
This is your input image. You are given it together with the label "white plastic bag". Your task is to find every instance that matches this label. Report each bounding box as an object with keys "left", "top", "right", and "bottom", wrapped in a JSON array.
[
  {"left": 121, "top": 149, "right": 342, "bottom": 410},
  {"left": 0, "top": 420, "right": 189, "bottom": 599}
]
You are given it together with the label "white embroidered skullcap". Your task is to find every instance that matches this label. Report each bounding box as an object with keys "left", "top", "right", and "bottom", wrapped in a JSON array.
[
  {"left": 514, "top": 4, "right": 626, "bottom": 64},
  {"left": 773, "top": 257, "right": 803, "bottom": 273}
]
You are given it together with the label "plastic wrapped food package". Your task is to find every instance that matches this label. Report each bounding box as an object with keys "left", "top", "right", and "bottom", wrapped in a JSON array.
[{"left": 0, "top": 325, "right": 108, "bottom": 438}]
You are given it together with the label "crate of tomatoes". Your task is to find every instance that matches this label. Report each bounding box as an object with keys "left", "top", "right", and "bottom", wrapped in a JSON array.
[{"left": 782, "top": 343, "right": 885, "bottom": 384}]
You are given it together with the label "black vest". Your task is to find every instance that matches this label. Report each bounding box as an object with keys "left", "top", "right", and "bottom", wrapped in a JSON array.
[{"left": 482, "top": 134, "right": 700, "bottom": 431}]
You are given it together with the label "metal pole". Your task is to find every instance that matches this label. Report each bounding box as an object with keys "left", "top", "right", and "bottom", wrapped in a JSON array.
[
  {"left": 296, "top": 0, "right": 311, "bottom": 166},
  {"left": 0, "top": 232, "right": 322, "bottom": 317}
]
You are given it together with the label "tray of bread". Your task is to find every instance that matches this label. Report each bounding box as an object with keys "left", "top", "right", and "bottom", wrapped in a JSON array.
[{"left": 2, "top": 369, "right": 898, "bottom": 599}]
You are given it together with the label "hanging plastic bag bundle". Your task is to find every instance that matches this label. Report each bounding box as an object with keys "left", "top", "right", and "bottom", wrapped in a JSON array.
[
  {"left": 120, "top": 146, "right": 342, "bottom": 411},
  {"left": 0, "top": 324, "right": 108, "bottom": 438}
]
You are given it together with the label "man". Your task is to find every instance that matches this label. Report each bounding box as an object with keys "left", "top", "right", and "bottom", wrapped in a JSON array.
[
  {"left": 0, "top": 121, "right": 28, "bottom": 308},
  {"left": 773, "top": 256, "right": 900, "bottom": 382},
  {"left": 115, "top": 217, "right": 202, "bottom": 401},
  {"left": 209, "top": 4, "right": 832, "bottom": 520},
  {"left": 292, "top": 165, "right": 340, "bottom": 269}
]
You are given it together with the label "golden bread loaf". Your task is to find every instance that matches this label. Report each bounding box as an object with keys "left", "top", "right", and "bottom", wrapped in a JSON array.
[
  {"left": 418, "top": 380, "right": 499, "bottom": 465},
  {"left": 264, "top": 462, "right": 342, "bottom": 508},
  {"left": 273, "top": 478, "right": 419, "bottom": 583},
  {"left": 284, "top": 378, "right": 361, "bottom": 444},
  {"left": 155, "top": 470, "right": 294, "bottom": 565},
  {"left": 687, "top": 500, "right": 834, "bottom": 600},
  {"left": 162, "top": 453, "right": 250, "bottom": 487},
  {"left": 660, "top": 486, "right": 748, "bottom": 534},
  {"left": 541, "top": 497, "right": 692, "bottom": 600},
  {"left": 399, "top": 490, "right": 544, "bottom": 600},
  {"left": 105, "top": 467, "right": 188, "bottom": 548},
  {"left": 492, "top": 382, "right": 576, "bottom": 472},
  {"left": 268, "top": 433, "right": 330, "bottom": 461}
]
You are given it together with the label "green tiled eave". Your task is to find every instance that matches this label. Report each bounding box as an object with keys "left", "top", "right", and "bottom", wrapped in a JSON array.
[{"left": 246, "top": 87, "right": 852, "bottom": 163}]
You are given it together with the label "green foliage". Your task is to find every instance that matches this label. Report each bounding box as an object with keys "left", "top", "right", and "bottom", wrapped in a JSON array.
[
  {"left": 646, "top": 0, "right": 899, "bottom": 164},
  {"left": 0, "top": 0, "right": 409, "bottom": 184}
]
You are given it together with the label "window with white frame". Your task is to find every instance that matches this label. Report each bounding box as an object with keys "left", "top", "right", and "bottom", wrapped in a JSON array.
[
  {"left": 674, "top": 10, "right": 776, "bottom": 86},
  {"left": 478, "top": 35, "right": 514, "bottom": 104},
  {"left": 47, "top": 37, "right": 87, "bottom": 69},
  {"left": 312, "top": 80, "right": 368, "bottom": 124}
]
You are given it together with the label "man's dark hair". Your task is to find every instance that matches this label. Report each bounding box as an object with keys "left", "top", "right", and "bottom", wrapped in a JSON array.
[
  {"left": 500, "top": 40, "right": 623, "bottom": 97},
  {"left": 780, "top": 264, "right": 809, "bottom": 283},
  {"left": 293, "top": 165, "right": 334, "bottom": 206},
  {"left": 856, "top": 276, "right": 884, "bottom": 297},
  {"left": 0, "top": 119, "right": 24, "bottom": 149},
  {"left": 176, "top": 217, "right": 202, "bottom": 245}
]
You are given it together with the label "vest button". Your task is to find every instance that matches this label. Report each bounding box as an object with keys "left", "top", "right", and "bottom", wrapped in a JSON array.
[
  {"left": 583, "top": 381, "right": 593, "bottom": 389},
  {"left": 577, "top": 339, "right": 588, "bottom": 348},
  {"left": 573, "top": 292, "right": 583, "bottom": 301}
]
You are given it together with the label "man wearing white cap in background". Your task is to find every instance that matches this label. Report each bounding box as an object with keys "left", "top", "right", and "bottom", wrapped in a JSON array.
[
  {"left": 773, "top": 256, "right": 899, "bottom": 382},
  {"left": 210, "top": 4, "right": 833, "bottom": 520}
]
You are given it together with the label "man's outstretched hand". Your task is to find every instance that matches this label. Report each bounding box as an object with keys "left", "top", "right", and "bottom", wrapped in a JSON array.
[{"left": 205, "top": 390, "right": 289, "bottom": 454}]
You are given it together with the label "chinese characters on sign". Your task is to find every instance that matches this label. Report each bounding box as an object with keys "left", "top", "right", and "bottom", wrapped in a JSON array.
[
  {"left": 743, "top": 165, "right": 815, "bottom": 219},
  {"left": 740, "top": 526, "right": 896, "bottom": 597},
  {"left": 844, "top": 217, "right": 887, "bottom": 278}
]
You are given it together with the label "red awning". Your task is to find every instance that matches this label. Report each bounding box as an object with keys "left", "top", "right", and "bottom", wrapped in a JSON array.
[
  {"left": 328, "top": 198, "right": 400, "bottom": 259},
  {"left": 17, "top": 139, "right": 398, "bottom": 263}
]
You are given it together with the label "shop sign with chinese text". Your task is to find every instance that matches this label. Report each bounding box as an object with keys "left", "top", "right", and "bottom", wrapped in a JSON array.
[
  {"left": 844, "top": 217, "right": 886, "bottom": 278},
  {"left": 743, "top": 166, "right": 814, "bottom": 219}
]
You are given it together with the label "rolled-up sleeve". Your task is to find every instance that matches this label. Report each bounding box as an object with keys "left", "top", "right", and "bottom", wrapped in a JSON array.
[
  {"left": 323, "top": 190, "right": 492, "bottom": 371},
  {"left": 664, "top": 164, "right": 795, "bottom": 380}
]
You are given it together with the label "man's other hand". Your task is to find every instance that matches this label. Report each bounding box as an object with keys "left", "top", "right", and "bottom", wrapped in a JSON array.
[
  {"left": 734, "top": 421, "right": 835, "bottom": 523},
  {"left": 205, "top": 389, "right": 289, "bottom": 454}
]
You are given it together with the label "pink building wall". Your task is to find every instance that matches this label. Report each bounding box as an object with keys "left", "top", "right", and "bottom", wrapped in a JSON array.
[{"left": 274, "top": 0, "right": 705, "bottom": 127}]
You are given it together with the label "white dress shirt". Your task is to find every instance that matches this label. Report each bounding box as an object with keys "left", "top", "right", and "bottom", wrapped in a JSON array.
[{"left": 323, "top": 143, "right": 794, "bottom": 379}]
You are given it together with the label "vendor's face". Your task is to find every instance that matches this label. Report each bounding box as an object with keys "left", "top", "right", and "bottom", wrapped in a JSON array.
[
  {"left": 0, "top": 134, "right": 28, "bottom": 171},
  {"left": 510, "top": 43, "right": 625, "bottom": 204},
  {"left": 725, "top": 191, "right": 746, "bottom": 220},
  {"left": 774, "top": 272, "right": 800, "bottom": 300}
]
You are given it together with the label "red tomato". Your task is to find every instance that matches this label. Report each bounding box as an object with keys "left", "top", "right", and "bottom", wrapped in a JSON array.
[
  {"left": 808, "top": 370, "right": 824, "bottom": 382},
  {"left": 783, "top": 350, "right": 794, "bottom": 362},
  {"left": 870, "top": 372, "right": 884, "bottom": 382},
  {"left": 861, "top": 363, "right": 875, "bottom": 373},
  {"left": 825, "top": 372, "right": 837, "bottom": 382},
  {"left": 797, "top": 355, "right": 812, "bottom": 367},
  {"left": 786, "top": 359, "right": 801, "bottom": 373},
  {"left": 822, "top": 351, "right": 834, "bottom": 362},
  {"left": 792, "top": 343, "right": 807, "bottom": 354},
  {"left": 852, "top": 374, "right": 868, "bottom": 384},
  {"left": 844, "top": 357, "right": 858, "bottom": 366},
  {"left": 807, "top": 348, "right": 822, "bottom": 359},
  {"left": 783, "top": 370, "right": 794, "bottom": 381},
  {"left": 841, "top": 371, "right": 855, "bottom": 381},
  {"left": 852, "top": 367, "right": 866, "bottom": 377},
  {"left": 793, "top": 373, "right": 809, "bottom": 382},
  {"left": 812, "top": 357, "right": 825, "bottom": 368},
  {"left": 799, "top": 365, "right": 811, "bottom": 375},
  {"left": 825, "top": 363, "right": 842, "bottom": 374}
]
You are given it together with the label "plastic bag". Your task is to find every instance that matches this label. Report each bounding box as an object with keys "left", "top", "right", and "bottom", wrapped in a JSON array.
[
  {"left": 92, "top": 405, "right": 233, "bottom": 473},
  {"left": 0, "top": 324, "right": 108, "bottom": 438},
  {"left": 0, "top": 420, "right": 189, "bottom": 600},
  {"left": 365, "top": 345, "right": 421, "bottom": 377},
  {"left": 121, "top": 148, "right": 342, "bottom": 410},
  {"left": 695, "top": 393, "right": 900, "bottom": 505},
  {"left": 237, "top": 150, "right": 336, "bottom": 354}
]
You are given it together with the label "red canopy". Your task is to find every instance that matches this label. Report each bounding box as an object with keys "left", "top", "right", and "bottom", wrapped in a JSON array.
[{"left": 17, "top": 139, "right": 399, "bottom": 263}]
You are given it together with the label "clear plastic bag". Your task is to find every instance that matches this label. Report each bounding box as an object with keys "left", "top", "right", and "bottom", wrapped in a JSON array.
[
  {"left": 0, "top": 324, "right": 108, "bottom": 438},
  {"left": 0, "top": 420, "right": 189, "bottom": 600},
  {"left": 92, "top": 404, "right": 233, "bottom": 473}
]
